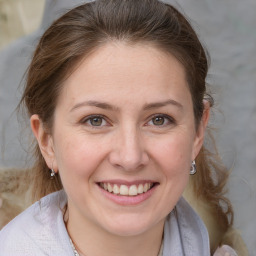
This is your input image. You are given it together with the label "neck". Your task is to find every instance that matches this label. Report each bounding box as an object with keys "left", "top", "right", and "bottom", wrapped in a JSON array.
[
  {"left": 66, "top": 208, "right": 164, "bottom": 256},
  {"left": 40, "top": 0, "right": 90, "bottom": 30}
]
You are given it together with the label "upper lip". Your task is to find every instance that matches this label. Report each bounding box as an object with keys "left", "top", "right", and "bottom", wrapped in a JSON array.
[{"left": 96, "top": 179, "right": 158, "bottom": 186}]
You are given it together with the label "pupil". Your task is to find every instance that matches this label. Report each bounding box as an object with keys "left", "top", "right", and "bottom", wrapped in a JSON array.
[
  {"left": 153, "top": 116, "right": 164, "bottom": 125},
  {"left": 91, "top": 117, "right": 102, "bottom": 126}
]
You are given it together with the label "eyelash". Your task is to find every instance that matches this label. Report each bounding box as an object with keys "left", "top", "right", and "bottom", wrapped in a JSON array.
[
  {"left": 80, "top": 114, "right": 175, "bottom": 128},
  {"left": 146, "top": 114, "right": 175, "bottom": 127},
  {"left": 80, "top": 115, "right": 109, "bottom": 128}
]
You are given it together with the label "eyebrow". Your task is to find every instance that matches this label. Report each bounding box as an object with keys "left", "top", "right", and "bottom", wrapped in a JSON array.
[
  {"left": 143, "top": 99, "right": 183, "bottom": 110},
  {"left": 70, "top": 99, "right": 183, "bottom": 112},
  {"left": 70, "top": 100, "right": 118, "bottom": 112}
]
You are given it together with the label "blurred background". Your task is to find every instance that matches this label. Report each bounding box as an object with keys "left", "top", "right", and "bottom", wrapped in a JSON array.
[
  {"left": 0, "top": 0, "right": 44, "bottom": 50},
  {"left": 0, "top": 0, "right": 255, "bottom": 255}
]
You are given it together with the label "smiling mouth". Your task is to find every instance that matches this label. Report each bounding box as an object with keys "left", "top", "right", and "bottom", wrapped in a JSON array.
[{"left": 98, "top": 182, "right": 157, "bottom": 196}]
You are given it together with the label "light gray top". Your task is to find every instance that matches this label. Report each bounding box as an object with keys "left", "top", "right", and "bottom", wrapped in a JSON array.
[{"left": 0, "top": 190, "right": 210, "bottom": 256}]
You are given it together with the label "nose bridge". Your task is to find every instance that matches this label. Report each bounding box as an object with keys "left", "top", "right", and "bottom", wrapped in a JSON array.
[{"left": 109, "top": 122, "right": 148, "bottom": 171}]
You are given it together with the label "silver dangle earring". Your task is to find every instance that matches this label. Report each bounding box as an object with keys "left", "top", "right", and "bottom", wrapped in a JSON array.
[
  {"left": 190, "top": 160, "right": 196, "bottom": 175},
  {"left": 50, "top": 169, "right": 56, "bottom": 179}
]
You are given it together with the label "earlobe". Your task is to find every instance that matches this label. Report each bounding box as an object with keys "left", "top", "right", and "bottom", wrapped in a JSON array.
[
  {"left": 30, "top": 114, "right": 56, "bottom": 170},
  {"left": 192, "top": 101, "right": 211, "bottom": 159}
]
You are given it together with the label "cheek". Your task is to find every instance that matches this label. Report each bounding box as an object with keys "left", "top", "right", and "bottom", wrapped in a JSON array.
[
  {"left": 150, "top": 133, "right": 194, "bottom": 173},
  {"left": 53, "top": 131, "right": 107, "bottom": 179},
  {"left": 146, "top": 135, "right": 192, "bottom": 217},
  {"left": 148, "top": 133, "right": 193, "bottom": 198}
]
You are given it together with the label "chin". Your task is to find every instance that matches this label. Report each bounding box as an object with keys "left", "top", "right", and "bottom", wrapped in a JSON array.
[
  {"left": 100, "top": 213, "right": 164, "bottom": 237},
  {"left": 105, "top": 224, "right": 152, "bottom": 237}
]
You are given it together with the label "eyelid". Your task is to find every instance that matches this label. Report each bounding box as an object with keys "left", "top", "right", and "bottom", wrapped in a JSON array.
[
  {"left": 80, "top": 114, "right": 110, "bottom": 127},
  {"left": 79, "top": 113, "right": 175, "bottom": 128},
  {"left": 145, "top": 114, "right": 176, "bottom": 126}
]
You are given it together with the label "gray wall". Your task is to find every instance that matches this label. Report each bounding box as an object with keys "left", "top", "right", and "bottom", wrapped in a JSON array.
[{"left": 172, "top": 1, "right": 256, "bottom": 254}]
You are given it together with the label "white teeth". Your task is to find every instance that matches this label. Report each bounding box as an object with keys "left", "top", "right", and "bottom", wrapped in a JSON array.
[
  {"left": 101, "top": 182, "right": 154, "bottom": 196},
  {"left": 120, "top": 185, "right": 129, "bottom": 195},
  {"left": 113, "top": 184, "right": 119, "bottom": 194},
  {"left": 129, "top": 185, "right": 138, "bottom": 196},
  {"left": 138, "top": 184, "right": 144, "bottom": 194},
  {"left": 107, "top": 183, "right": 113, "bottom": 193},
  {"left": 143, "top": 183, "right": 149, "bottom": 192}
]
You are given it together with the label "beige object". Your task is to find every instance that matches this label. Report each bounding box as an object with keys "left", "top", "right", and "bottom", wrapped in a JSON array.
[
  {"left": 184, "top": 179, "right": 248, "bottom": 256},
  {"left": 0, "top": 169, "right": 32, "bottom": 228},
  {"left": 0, "top": 0, "right": 45, "bottom": 50}
]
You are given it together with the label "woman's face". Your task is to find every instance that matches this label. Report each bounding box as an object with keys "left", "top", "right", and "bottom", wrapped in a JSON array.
[{"left": 32, "top": 43, "right": 207, "bottom": 237}]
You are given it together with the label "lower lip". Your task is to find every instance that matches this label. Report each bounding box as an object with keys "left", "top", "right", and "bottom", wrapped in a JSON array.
[{"left": 98, "top": 185, "right": 157, "bottom": 206}]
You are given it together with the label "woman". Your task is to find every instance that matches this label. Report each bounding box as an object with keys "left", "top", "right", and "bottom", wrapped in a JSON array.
[{"left": 0, "top": 0, "right": 242, "bottom": 255}]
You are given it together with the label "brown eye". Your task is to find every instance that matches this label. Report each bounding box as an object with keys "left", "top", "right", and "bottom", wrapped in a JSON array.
[
  {"left": 81, "top": 115, "right": 109, "bottom": 128},
  {"left": 152, "top": 116, "right": 165, "bottom": 125},
  {"left": 89, "top": 117, "right": 103, "bottom": 126},
  {"left": 146, "top": 114, "right": 175, "bottom": 127}
]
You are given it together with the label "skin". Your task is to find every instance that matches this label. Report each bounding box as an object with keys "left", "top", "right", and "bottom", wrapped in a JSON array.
[{"left": 31, "top": 42, "right": 210, "bottom": 256}]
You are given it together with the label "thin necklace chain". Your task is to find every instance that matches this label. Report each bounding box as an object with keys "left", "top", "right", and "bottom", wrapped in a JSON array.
[{"left": 70, "top": 238, "right": 81, "bottom": 256}]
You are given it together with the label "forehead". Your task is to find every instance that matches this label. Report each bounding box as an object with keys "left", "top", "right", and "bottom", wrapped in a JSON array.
[{"left": 57, "top": 42, "right": 191, "bottom": 108}]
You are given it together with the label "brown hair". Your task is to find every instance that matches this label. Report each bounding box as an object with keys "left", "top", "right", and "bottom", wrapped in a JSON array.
[{"left": 20, "top": 0, "right": 233, "bottom": 251}]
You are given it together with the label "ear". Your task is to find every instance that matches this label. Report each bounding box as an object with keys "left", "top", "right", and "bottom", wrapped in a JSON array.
[
  {"left": 191, "top": 100, "right": 211, "bottom": 160},
  {"left": 30, "top": 114, "right": 58, "bottom": 172}
]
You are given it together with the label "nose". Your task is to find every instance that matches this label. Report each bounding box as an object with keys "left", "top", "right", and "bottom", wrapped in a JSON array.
[{"left": 108, "top": 126, "right": 149, "bottom": 171}]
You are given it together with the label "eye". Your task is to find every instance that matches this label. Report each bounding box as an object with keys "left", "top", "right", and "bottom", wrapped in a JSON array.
[
  {"left": 152, "top": 116, "right": 165, "bottom": 125},
  {"left": 147, "top": 114, "right": 175, "bottom": 127},
  {"left": 81, "top": 115, "right": 108, "bottom": 127}
]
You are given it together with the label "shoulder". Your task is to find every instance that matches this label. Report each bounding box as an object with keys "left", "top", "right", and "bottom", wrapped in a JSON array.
[
  {"left": 163, "top": 197, "right": 211, "bottom": 256},
  {"left": 176, "top": 197, "right": 210, "bottom": 242},
  {"left": 0, "top": 200, "right": 39, "bottom": 255},
  {"left": 213, "top": 245, "right": 238, "bottom": 256},
  {"left": 0, "top": 190, "right": 73, "bottom": 256}
]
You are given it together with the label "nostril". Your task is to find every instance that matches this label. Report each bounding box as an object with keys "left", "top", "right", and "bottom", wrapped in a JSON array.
[
  {"left": 108, "top": 149, "right": 149, "bottom": 171},
  {"left": 108, "top": 133, "right": 149, "bottom": 171}
]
